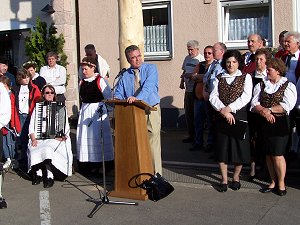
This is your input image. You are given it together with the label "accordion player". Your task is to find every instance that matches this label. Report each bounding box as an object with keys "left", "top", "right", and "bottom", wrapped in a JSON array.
[{"left": 34, "top": 101, "right": 66, "bottom": 139}]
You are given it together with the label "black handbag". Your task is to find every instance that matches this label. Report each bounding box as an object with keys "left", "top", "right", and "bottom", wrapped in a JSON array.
[{"left": 130, "top": 173, "right": 174, "bottom": 201}]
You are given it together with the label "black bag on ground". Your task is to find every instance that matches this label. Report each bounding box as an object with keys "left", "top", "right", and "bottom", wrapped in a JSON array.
[{"left": 131, "top": 173, "right": 174, "bottom": 201}]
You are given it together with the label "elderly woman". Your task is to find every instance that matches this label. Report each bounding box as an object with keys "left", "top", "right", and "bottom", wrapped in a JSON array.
[
  {"left": 251, "top": 58, "right": 296, "bottom": 196},
  {"left": 28, "top": 85, "right": 73, "bottom": 188},
  {"left": 248, "top": 48, "right": 273, "bottom": 181},
  {"left": 209, "top": 50, "right": 252, "bottom": 192},
  {"left": 76, "top": 56, "right": 114, "bottom": 172}
]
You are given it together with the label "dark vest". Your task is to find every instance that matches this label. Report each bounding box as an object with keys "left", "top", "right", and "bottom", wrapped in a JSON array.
[{"left": 79, "top": 75, "right": 104, "bottom": 103}]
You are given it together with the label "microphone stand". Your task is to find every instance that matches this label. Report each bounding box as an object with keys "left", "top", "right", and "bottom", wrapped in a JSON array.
[
  {"left": 85, "top": 102, "right": 137, "bottom": 218},
  {"left": 111, "top": 68, "right": 126, "bottom": 94}
]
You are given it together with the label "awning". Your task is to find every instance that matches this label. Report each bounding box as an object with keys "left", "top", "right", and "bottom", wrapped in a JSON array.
[{"left": 0, "top": 20, "right": 33, "bottom": 32}]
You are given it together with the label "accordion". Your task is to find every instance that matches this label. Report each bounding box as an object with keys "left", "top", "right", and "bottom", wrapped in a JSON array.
[{"left": 34, "top": 101, "right": 66, "bottom": 139}]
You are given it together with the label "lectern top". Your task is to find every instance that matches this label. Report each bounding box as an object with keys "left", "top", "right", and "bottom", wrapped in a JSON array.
[{"left": 105, "top": 99, "right": 157, "bottom": 111}]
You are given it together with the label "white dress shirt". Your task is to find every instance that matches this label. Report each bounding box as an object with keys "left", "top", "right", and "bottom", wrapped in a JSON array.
[{"left": 40, "top": 64, "right": 66, "bottom": 94}]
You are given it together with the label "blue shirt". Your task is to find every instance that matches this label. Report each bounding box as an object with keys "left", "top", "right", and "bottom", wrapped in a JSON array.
[
  {"left": 203, "top": 59, "right": 223, "bottom": 93},
  {"left": 114, "top": 63, "right": 160, "bottom": 106}
]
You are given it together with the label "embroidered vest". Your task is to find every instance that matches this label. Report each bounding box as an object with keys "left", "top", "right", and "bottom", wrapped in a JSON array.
[
  {"left": 259, "top": 81, "right": 288, "bottom": 110},
  {"left": 217, "top": 73, "right": 247, "bottom": 106}
]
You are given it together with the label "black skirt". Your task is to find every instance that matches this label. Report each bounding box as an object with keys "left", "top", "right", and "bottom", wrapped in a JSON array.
[
  {"left": 214, "top": 112, "right": 251, "bottom": 164},
  {"left": 258, "top": 115, "right": 290, "bottom": 156}
]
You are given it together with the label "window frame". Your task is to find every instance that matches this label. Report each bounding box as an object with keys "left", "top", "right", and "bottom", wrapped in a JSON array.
[
  {"left": 218, "top": 0, "right": 273, "bottom": 49},
  {"left": 142, "top": 0, "right": 173, "bottom": 61}
]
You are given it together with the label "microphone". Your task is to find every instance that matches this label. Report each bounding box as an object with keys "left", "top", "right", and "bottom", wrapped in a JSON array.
[
  {"left": 88, "top": 105, "right": 104, "bottom": 127},
  {"left": 115, "top": 68, "right": 126, "bottom": 79}
]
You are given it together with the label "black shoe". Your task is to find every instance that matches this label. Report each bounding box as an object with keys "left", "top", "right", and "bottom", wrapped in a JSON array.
[
  {"left": 218, "top": 183, "right": 228, "bottom": 192},
  {"left": 230, "top": 181, "right": 241, "bottom": 191},
  {"left": 189, "top": 144, "right": 203, "bottom": 151},
  {"left": 32, "top": 175, "right": 42, "bottom": 185},
  {"left": 182, "top": 137, "right": 194, "bottom": 143},
  {"left": 248, "top": 175, "right": 256, "bottom": 182},
  {"left": 0, "top": 198, "right": 7, "bottom": 209},
  {"left": 277, "top": 188, "right": 287, "bottom": 196},
  {"left": 260, "top": 187, "right": 275, "bottom": 193},
  {"left": 43, "top": 178, "right": 54, "bottom": 188},
  {"left": 204, "top": 144, "right": 213, "bottom": 153}
]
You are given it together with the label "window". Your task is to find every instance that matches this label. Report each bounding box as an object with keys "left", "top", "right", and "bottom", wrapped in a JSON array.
[
  {"left": 219, "top": 0, "right": 272, "bottom": 49},
  {"left": 142, "top": 0, "right": 173, "bottom": 60}
]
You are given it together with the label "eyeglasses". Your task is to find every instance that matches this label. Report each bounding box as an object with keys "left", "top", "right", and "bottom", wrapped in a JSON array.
[
  {"left": 204, "top": 52, "right": 213, "bottom": 55},
  {"left": 44, "top": 91, "right": 55, "bottom": 95}
]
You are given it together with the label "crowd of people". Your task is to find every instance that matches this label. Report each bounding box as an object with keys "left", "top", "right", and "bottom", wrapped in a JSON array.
[
  {"left": 180, "top": 31, "right": 300, "bottom": 195},
  {"left": 0, "top": 43, "right": 162, "bottom": 208},
  {"left": 0, "top": 30, "right": 299, "bottom": 208}
]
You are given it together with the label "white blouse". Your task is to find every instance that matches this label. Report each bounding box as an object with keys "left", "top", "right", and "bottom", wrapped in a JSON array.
[
  {"left": 209, "top": 70, "right": 253, "bottom": 113},
  {"left": 251, "top": 76, "right": 297, "bottom": 114},
  {"left": 0, "top": 83, "right": 11, "bottom": 129},
  {"left": 18, "top": 85, "right": 29, "bottom": 114}
]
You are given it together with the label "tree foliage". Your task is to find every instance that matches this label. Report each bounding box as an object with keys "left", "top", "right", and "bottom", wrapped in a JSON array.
[{"left": 25, "top": 17, "right": 68, "bottom": 74}]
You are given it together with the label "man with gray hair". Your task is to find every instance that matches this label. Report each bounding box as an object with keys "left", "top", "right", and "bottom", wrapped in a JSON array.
[
  {"left": 180, "top": 40, "right": 205, "bottom": 143},
  {"left": 284, "top": 31, "right": 300, "bottom": 159},
  {"left": 284, "top": 31, "right": 300, "bottom": 85}
]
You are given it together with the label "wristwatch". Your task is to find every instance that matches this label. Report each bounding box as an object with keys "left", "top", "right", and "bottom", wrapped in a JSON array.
[{"left": 268, "top": 107, "right": 272, "bottom": 113}]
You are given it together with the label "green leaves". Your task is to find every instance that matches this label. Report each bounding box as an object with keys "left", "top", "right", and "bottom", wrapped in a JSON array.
[{"left": 25, "top": 17, "right": 69, "bottom": 85}]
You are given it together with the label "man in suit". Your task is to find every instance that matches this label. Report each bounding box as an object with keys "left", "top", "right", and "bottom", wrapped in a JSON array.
[
  {"left": 284, "top": 31, "right": 300, "bottom": 85},
  {"left": 242, "top": 34, "right": 263, "bottom": 74},
  {"left": 284, "top": 31, "right": 300, "bottom": 159}
]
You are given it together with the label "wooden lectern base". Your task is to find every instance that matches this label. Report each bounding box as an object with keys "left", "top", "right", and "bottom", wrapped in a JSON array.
[
  {"left": 106, "top": 100, "right": 155, "bottom": 201},
  {"left": 109, "top": 191, "right": 148, "bottom": 201}
]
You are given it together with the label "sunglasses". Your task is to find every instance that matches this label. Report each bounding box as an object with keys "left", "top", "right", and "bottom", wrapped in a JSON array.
[
  {"left": 204, "top": 52, "right": 213, "bottom": 55},
  {"left": 44, "top": 91, "right": 55, "bottom": 95}
]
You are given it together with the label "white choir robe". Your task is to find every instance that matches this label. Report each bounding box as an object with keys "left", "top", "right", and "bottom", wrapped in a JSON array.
[{"left": 27, "top": 106, "right": 73, "bottom": 178}]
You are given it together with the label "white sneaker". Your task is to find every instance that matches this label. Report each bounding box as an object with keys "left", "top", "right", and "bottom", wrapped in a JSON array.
[{"left": 3, "top": 160, "right": 11, "bottom": 170}]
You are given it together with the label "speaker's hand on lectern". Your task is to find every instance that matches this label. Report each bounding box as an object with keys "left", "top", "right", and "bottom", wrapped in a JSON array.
[{"left": 127, "top": 96, "right": 137, "bottom": 104}]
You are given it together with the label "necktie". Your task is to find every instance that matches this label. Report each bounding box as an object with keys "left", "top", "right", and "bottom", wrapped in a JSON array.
[
  {"left": 248, "top": 53, "right": 255, "bottom": 64},
  {"left": 133, "top": 69, "right": 140, "bottom": 95},
  {"left": 286, "top": 54, "right": 295, "bottom": 69}
]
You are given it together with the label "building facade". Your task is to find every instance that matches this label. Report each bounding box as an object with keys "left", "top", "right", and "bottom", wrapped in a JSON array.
[{"left": 1, "top": 0, "right": 299, "bottom": 126}]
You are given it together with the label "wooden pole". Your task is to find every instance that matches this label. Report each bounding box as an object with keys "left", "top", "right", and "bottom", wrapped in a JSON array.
[{"left": 118, "top": 0, "right": 144, "bottom": 69}]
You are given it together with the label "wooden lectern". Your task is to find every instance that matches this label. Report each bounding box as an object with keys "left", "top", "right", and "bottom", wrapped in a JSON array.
[{"left": 107, "top": 100, "right": 155, "bottom": 200}]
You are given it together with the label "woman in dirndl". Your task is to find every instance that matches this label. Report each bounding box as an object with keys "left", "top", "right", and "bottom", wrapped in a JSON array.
[
  {"left": 76, "top": 56, "right": 114, "bottom": 172},
  {"left": 251, "top": 58, "right": 296, "bottom": 196},
  {"left": 209, "top": 50, "right": 252, "bottom": 192}
]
